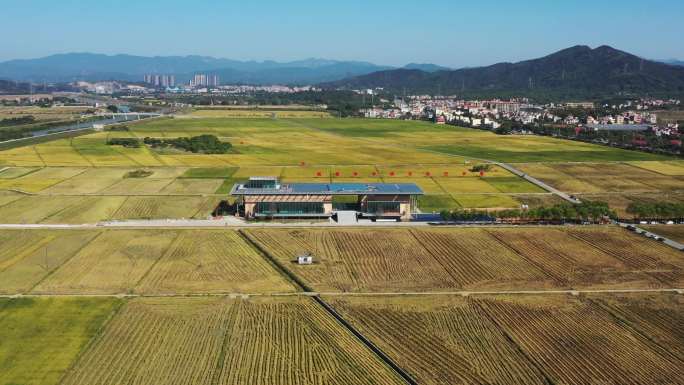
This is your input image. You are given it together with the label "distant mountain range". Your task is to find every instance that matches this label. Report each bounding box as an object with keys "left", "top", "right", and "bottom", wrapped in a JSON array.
[
  {"left": 0, "top": 53, "right": 449, "bottom": 85},
  {"left": 662, "top": 59, "right": 684, "bottom": 67},
  {"left": 323, "top": 46, "right": 684, "bottom": 99}
]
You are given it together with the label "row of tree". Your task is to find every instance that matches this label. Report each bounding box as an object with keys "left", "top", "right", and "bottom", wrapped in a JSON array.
[
  {"left": 625, "top": 202, "right": 684, "bottom": 220},
  {"left": 440, "top": 201, "right": 615, "bottom": 222}
]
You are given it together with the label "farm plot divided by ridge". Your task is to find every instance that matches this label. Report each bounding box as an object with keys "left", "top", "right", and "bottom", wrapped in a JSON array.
[
  {"left": 9, "top": 229, "right": 294, "bottom": 295},
  {"left": 60, "top": 297, "right": 404, "bottom": 385},
  {"left": 136, "top": 230, "right": 296, "bottom": 294},
  {"left": 565, "top": 226, "right": 684, "bottom": 286},
  {"left": 0, "top": 230, "right": 100, "bottom": 293},
  {"left": 484, "top": 227, "right": 665, "bottom": 289},
  {"left": 326, "top": 294, "right": 684, "bottom": 385},
  {"left": 325, "top": 296, "right": 550, "bottom": 385},
  {"left": 32, "top": 229, "right": 180, "bottom": 294},
  {"left": 587, "top": 293, "right": 684, "bottom": 361},
  {"left": 476, "top": 294, "right": 684, "bottom": 385},
  {"left": 516, "top": 162, "right": 684, "bottom": 194},
  {"left": 244, "top": 227, "right": 683, "bottom": 292}
]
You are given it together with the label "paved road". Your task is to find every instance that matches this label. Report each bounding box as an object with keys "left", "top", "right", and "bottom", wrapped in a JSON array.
[
  {"left": 617, "top": 222, "right": 684, "bottom": 251},
  {"left": 495, "top": 162, "right": 582, "bottom": 204}
]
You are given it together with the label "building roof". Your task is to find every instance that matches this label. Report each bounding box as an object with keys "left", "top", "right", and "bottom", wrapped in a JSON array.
[{"left": 231, "top": 182, "right": 424, "bottom": 196}]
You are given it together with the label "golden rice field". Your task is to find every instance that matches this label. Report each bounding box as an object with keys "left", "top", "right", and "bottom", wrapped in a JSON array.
[
  {"left": 60, "top": 297, "right": 404, "bottom": 385},
  {"left": 516, "top": 162, "right": 684, "bottom": 194},
  {"left": 1, "top": 117, "right": 679, "bottom": 213},
  {"left": 0, "top": 163, "right": 550, "bottom": 221},
  {"left": 326, "top": 294, "right": 684, "bottom": 385},
  {"left": 326, "top": 295, "right": 549, "bottom": 385},
  {"left": 0, "top": 229, "right": 293, "bottom": 295},
  {"left": 2, "top": 116, "right": 683, "bottom": 384},
  {"left": 135, "top": 230, "right": 296, "bottom": 294},
  {"left": 243, "top": 226, "right": 681, "bottom": 292},
  {"left": 476, "top": 294, "right": 684, "bottom": 385},
  {"left": 587, "top": 293, "right": 684, "bottom": 361}
]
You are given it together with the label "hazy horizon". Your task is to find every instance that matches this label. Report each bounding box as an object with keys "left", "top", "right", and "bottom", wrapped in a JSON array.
[{"left": 1, "top": 0, "right": 683, "bottom": 67}]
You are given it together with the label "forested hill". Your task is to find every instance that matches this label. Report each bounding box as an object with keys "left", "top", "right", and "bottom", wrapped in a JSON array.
[{"left": 322, "top": 46, "right": 684, "bottom": 99}]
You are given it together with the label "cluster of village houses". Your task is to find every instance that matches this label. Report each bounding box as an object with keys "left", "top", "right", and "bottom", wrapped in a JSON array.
[{"left": 360, "top": 95, "right": 681, "bottom": 136}]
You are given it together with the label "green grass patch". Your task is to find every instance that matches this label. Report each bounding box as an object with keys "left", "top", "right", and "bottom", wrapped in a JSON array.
[
  {"left": 452, "top": 194, "right": 520, "bottom": 209},
  {"left": 0, "top": 297, "right": 121, "bottom": 385},
  {"left": 180, "top": 167, "right": 238, "bottom": 179},
  {"left": 418, "top": 194, "right": 462, "bottom": 212}
]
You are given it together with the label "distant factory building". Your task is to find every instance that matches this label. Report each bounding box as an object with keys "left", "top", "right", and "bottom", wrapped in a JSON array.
[{"left": 230, "top": 177, "right": 423, "bottom": 221}]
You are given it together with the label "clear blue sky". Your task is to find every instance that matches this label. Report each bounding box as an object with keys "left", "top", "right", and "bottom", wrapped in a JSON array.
[{"left": 2, "top": 0, "right": 683, "bottom": 67}]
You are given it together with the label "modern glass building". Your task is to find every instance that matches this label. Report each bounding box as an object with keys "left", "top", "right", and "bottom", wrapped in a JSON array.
[{"left": 230, "top": 177, "right": 423, "bottom": 220}]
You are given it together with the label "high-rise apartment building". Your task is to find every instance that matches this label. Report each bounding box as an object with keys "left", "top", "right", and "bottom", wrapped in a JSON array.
[{"left": 143, "top": 74, "right": 175, "bottom": 88}]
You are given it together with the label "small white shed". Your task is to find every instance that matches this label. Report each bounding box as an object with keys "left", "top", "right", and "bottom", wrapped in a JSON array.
[{"left": 297, "top": 253, "right": 314, "bottom": 265}]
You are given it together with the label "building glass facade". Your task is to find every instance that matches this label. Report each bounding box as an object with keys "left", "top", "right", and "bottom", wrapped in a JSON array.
[{"left": 255, "top": 202, "right": 325, "bottom": 216}]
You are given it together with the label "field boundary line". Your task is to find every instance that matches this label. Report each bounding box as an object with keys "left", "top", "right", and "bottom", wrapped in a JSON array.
[
  {"left": 237, "top": 229, "right": 310, "bottom": 292},
  {"left": 0, "top": 194, "right": 25, "bottom": 210},
  {"left": 38, "top": 196, "right": 91, "bottom": 224},
  {"left": 31, "top": 145, "right": 47, "bottom": 167},
  {"left": 56, "top": 297, "right": 127, "bottom": 385},
  {"left": 108, "top": 144, "right": 144, "bottom": 167},
  {"left": 406, "top": 228, "right": 462, "bottom": 284},
  {"left": 40, "top": 167, "right": 90, "bottom": 193},
  {"left": 622, "top": 162, "right": 675, "bottom": 178},
  {"left": 156, "top": 177, "right": 185, "bottom": 194},
  {"left": 0, "top": 234, "right": 56, "bottom": 273},
  {"left": 27, "top": 231, "right": 105, "bottom": 294},
  {"left": 91, "top": 177, "right": 128, "bottom": 195},
  {"left": 132, "top": 230, "right": 184, "bottom": 292},
  {"left": 565, "top": 231, "right": 674, "bottom": 286},
  {"left": 237, "top": 227, "right": 417, "bottom": 384},
  {"left": 582, "top": 297, "right": 684, "bottom": 366},
  {"left": 484, "top": 229, "right": 568, "bottom": 285},
  {"left": 68, "top": 142, "right": 96, "bottom": 167},
  {"left": 313, "top": 296, "right": 417, "bottom": 385},
  {"left": 209, "top": 300, "right": 241, "bottom": 385},
  {"left": 109, "top": 195, "right": 131, "bottom": 219},
  {"left": 6, "top": 167, "right": 43, "bottom": 180},
  {"left": 140, "top": 143, "right": 170, "bottom": 166},
  {"left": 472, "top": 299, "right": 557, "bottom": 385}
]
